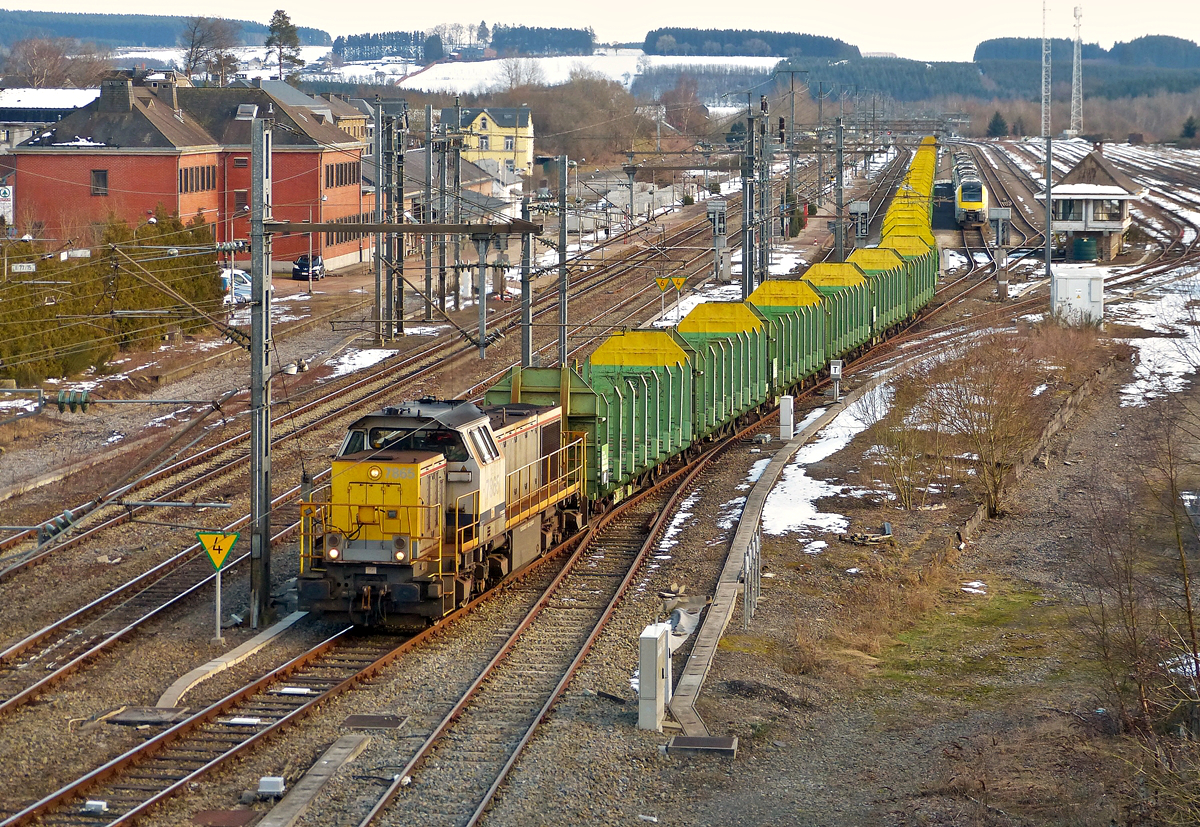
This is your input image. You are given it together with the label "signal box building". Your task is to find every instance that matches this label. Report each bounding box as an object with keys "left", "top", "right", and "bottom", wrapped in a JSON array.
[
  {"left": 1045, "top": 147, "right": 1146, "bottom": 261},
  {"left": 10, "top": 73, "right": 370, "bottom": 271}
]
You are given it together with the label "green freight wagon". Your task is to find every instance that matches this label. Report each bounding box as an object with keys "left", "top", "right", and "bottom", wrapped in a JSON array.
[
  {"left": 803, "top": 262, "right": 873, "bottom": 358},
  {"left": 847, "top": 247, "right": 908, "bottom": 335},
  {"left": 880, "top": 235, "right": 938, "bottom": 309},
  {"left": 483, "top": 365, "right": 611, "bottom": 498},
  {"left": 676, "top": 302, "right": 771, "bottom": 438},
  {"left": 584, "top": 330, "right": 695, "bottom": 496},
  {"left": 748, "top": 279, "right": 826, "bottom": 389}
]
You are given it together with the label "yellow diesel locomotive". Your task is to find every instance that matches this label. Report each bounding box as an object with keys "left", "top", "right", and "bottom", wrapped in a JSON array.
[{"left": 299, "top": 398, "right": 586, "bottom": 627}]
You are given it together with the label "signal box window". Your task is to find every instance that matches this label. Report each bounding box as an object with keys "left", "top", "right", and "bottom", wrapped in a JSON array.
[{"left": 90, "top": 169, "right": 108, "bottom": 196}]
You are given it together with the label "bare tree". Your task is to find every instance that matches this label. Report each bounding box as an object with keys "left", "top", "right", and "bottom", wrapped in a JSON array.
[
  {"left": 924, "top": 333, "right": 1045, "bottom": 518},
  {"left": 859, "top": 365, "right": 949, "bottom": 511},
  {"left": 179, "top": 17, "right": 240, "bottom": 80},
  {"left": 7, "top": 38, "right": 71, "bottom": 87},
  {"left": 5, "top": 38, "right": 109, "bottom": 88},
  {"left": 497, "top": 56, "right": 545, "bottom": 91}
]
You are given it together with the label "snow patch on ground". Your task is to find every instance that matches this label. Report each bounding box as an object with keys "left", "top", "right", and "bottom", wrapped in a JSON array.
[
  {"left": 761, "top": 388, "right": 887, "bottom": 538},
  {"left": 325, "top": 348, "right": 395, "bottom": 379}
]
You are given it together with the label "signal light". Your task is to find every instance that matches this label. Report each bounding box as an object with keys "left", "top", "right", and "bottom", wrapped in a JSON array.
[{"left": 779, "top": 117, "right": 785, "bottom": 143}]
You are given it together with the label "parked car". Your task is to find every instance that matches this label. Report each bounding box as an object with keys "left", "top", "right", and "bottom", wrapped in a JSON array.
[
  {"left": 220, "top": 268, "right": 252, "bottom": 304},
  {"left": 292, "top": 254, "right": 325, "bottom": 280}
]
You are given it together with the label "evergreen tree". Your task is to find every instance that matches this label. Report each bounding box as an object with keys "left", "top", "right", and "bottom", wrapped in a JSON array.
[
  {"left": 265, "top": 9, "right": 304, "bottom": 81},
  {"left": 986, "top": 110, "right": 1009, "bottom": 138},
  {"left": 477, "top": 21, "right": 490, "bottom": 46},
  {"left": 1184, "top": 115, "right": 1198, "bottom": 139},
  {"left": 423, "top": 33, "right": 443, "bottom": 62}
]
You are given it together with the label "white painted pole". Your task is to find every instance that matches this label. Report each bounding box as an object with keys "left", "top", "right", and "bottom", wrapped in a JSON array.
[
  {"left": 213, "top": 568, "right": 224, "bottom": 645},
  {"left": 780, "top": 394, "right": 794, "bottom": 440}
]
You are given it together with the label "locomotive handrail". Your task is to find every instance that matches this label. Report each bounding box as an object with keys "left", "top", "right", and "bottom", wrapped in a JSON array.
[{"left": 504, "top": 437, "right": 586, "bottom": 526}]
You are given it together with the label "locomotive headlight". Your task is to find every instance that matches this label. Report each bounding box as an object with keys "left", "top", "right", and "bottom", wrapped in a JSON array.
[
  {"left": 394, "top": 549, "right": 406, "bottom": 562},
  {"left": 327, "top": 548, "right": 340, "bottom": 560},
  {"left": 368, "top": 465, "right": 382, "bottom": 480}
]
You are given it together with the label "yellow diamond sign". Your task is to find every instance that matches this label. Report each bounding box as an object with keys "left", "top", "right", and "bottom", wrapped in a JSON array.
[
  {"left": 655, "top": 277, "right": 671, "bottom": 292},
  {"left": 671, "top": 277, "right": 686, "bottom": 290},
  {"left": 197, "top": 531, "right": 239, "bottom": 571}
]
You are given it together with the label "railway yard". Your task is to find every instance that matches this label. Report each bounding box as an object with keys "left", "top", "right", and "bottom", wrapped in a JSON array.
[{"left": 3, "top": 135, "right": 1200, "bottom": 827}]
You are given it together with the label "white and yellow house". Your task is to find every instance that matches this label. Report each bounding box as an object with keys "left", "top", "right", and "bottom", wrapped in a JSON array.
[{"left": 440, "top": 107, "right": 534, "bottom": 178}]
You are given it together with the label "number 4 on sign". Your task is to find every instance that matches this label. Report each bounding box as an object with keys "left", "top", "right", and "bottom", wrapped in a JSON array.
[
  {"left": 671, "top": 277, "right": 686, "bottom": 291},
  {"left": 197, "top": 532, "right": 239, "bottom": 571}
]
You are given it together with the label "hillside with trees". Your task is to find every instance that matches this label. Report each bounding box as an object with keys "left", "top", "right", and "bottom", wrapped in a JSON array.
[
  {"left": 975, "top": 34, "right": 1200, "bottom": 68},
  {"left": 642, "top": 28, "right": 858, "bottom": 58},
  {"left": 489, "top": 25, "right": 595, "bottom": 56},
  {"left": 0, "top": 9, "right": 329, "bottom": 50},
  {"left": 332, "top": 31, "right": 424, "bottom": 62}
]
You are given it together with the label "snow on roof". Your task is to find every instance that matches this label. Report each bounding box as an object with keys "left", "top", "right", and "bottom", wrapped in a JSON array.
[
  {"left": 0, "top": 88, "right": 100, "bottom": 109},
  {"left": 1049, "top": 183, "right": 1143, "bottom": 198}
]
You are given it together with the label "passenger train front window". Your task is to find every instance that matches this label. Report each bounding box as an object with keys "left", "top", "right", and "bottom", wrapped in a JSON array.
[{"left": 365, "top": 427, "right": 470, "bottom": 461}]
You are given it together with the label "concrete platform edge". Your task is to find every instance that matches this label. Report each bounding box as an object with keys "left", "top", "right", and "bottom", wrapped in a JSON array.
[
  {"left": 669, "top": 372, "right": 892, "bottom": 738},
  {"left": 156, "top": 610, "right": 307, "bottom": 708}
]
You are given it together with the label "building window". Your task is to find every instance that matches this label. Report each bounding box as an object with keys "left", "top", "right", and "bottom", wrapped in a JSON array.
[
  {"left": 90, "top": 169, "right": 108, "bottom": 196},
  {"left": 504, "top": 136, "right": 514, "bottom": 151},
  {"left": 1093, "top": 199, "right": 1122, "bottom": 221},
  {"left": 480, "top": 117, "right": 488, "bottom": 130},
  {"left": 479, "top": 136, "right": 489, "bottom": 151},
  {"left": 235, "top": 189, "right": 248, "bottom": 212},
  {"left": 505, "top": 159, "right": 515, "bottom": 174},
  {"left": 234, "top": 156, "right": 248, "bottom": 168}
]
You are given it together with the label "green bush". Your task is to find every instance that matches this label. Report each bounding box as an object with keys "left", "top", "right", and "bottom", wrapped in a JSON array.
[{"left": 0, "top": 209, "right": 221, "bottom": 385}]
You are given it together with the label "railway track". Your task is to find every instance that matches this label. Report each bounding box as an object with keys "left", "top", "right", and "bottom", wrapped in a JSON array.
[
  {"left": 0, "top": 177, "right": 763, "bottom": 725},
  {"left": 0, "top": 399, "right": 724, "bottom": 827}
]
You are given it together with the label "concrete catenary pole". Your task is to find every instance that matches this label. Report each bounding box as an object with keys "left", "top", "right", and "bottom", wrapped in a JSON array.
[
  {"left": 558, "top": 154, "right": 568, "bottom": 366},
  {"left": 424, "top": 104, "right": 433, "bottom": 320},
  {"left": 521, "top": 196, "right": 533, "bottom": 367},
  {"left": 835, "top": 117, "right": 845, "bottom": 262},
  {"left": 249, "top": 117, "right": 273, "bottom": 629},
  {"left": 373, "top": 97, "right": 383, "bottom": 344}
]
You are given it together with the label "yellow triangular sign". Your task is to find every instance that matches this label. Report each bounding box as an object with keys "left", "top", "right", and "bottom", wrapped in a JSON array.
[
  {"left": 671, "top": 277, "right": 686, "bottom": 290},
  {"left": 197, "top": 531, "right": 239, "bottom": 571},
  {"left": 655, "top": 277, "right": 671, "bottom": 292}
]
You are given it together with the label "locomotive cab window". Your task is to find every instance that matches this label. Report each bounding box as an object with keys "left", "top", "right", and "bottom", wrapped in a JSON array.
[
  {"left": 468, "top": 427, "right": 500, "bottom": 464},
  {"left": 960, "top": 182, "right": 983, "bottom": 202},
  {"left": 340, "top": 429, "right": 366, "bottom": 455},
  {"left": 364, "top": 427, "right": 469, "bottom": 461}
]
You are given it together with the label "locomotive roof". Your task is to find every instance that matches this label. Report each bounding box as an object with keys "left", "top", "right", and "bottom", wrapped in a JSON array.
[{"left": 348, "top": 399, "right": 488, "bottom": 432}]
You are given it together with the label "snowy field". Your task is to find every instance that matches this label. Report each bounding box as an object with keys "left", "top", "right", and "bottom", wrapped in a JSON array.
[{"left": 109, "top": 45, "right": 781, "bottom": 95}]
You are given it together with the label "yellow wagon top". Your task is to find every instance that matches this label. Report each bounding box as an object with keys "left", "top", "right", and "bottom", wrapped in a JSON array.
[
  {"left": 678, "top": 301, "right": 764, "bottom": 335},
  {"left": 590, "top": 330, "right": 690, "bottom": 368},
  {"left": 748, "top": 279, "right": 824, "bottom": 308}
]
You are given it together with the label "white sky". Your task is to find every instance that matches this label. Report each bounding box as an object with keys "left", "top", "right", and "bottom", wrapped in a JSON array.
[{"left": 11, "top": 0, "right": 1195, "bottom": 63}]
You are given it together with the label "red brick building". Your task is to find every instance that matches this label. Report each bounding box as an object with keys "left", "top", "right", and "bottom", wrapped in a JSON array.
[{"left": 11, "top": 74, "right": 371, "bottom": 271}]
